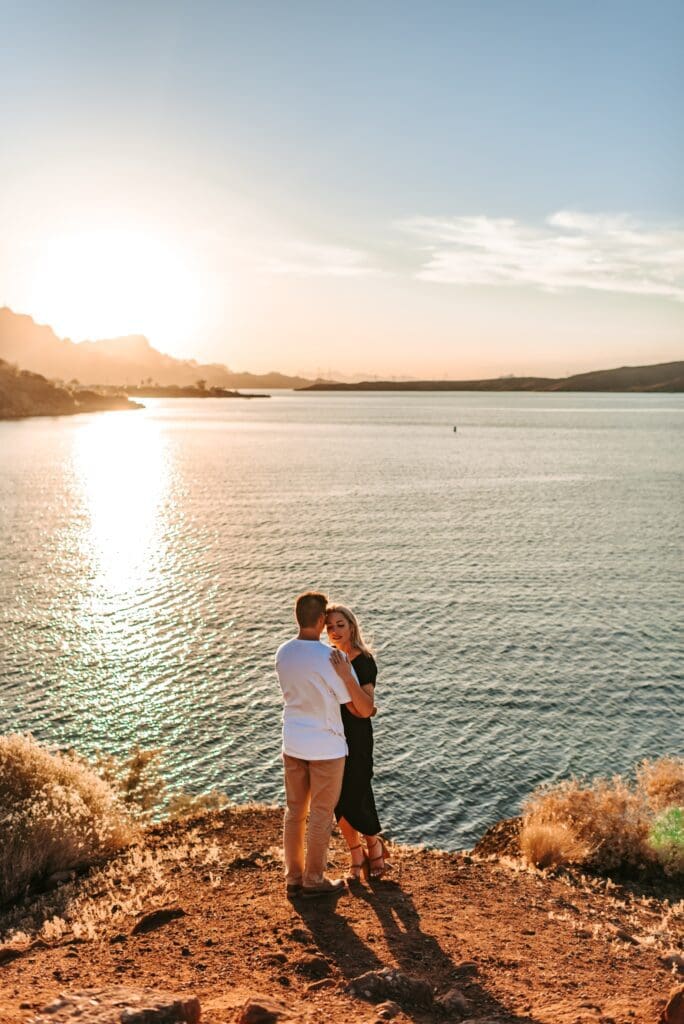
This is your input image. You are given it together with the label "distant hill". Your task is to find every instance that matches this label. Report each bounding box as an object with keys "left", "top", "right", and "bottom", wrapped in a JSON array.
[
  {"left": 0, "top": 308, "right": 314, "bottom": 389},
  {"left": 302, "top": 361, "right": 684, "bottom": 393},
  {"left": 0, "top": 359, "right": 140, "bottom": 419},
  {"left": 548, "top": 362, "right": 684, "bottom": 392}
]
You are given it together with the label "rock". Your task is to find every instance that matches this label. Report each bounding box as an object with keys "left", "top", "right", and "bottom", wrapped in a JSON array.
[
  {"left": 131, "top": 907, "right": 185, "bottom": 935},
  {"left": 611, "top": 927, "right": 638, "bottom": 945},
  {"left": 0, "top": 944, "right": 26, "bottom": 964},
  {"left": 661, "top": 953, "right": 684, "bottom": 976},
  {"left": 293, "top": 954, "right": 331, "bottom": 980},
  {"left": 434, "top": 987, "right": 469, "bottom": 1017},
  {"left": 32, "top": 988, "right": 200, "bottom": 1024},
  {"left": 305, "top": 979, "right": 336, "bottom": 992},
  {"left": 287, "top": 928, "right": 311, "bottom": 944},
  {"left": 43, "top": 997, "right": 70, "bottom": 1013},
  {"left": 663, "top": 984, "right": 684, "bottom": 1024},
  {"left": 453, "top": 961, "right": 478, "bottom": 977},
  {"left": 458, "top": 1020, "right": 507, "bottom": 1024},
  {"left": 238, "top": 995, "right": 287, "bottom": 1023},
  {"left": 229, "top": 851, "right": 267, "bottom": 869},
  {"left": 346, "top": 968, "right": 433, "bottom": 1007},
  {"left": 471, "top": 817, "right": 521, "bottom": 857},
  {"left": 375, "top": 1001, "right": 401, "bottom": 1019},
  {"left": 265, "top": 952, "right": 288, "bottom": 966}
]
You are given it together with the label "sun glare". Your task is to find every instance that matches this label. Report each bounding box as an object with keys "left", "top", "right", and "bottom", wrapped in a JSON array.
[
  {"left": 29, "top": 228, "right": 204, "bottom": 351},
  {"left": 73, "top": 410, "right": 169, "bottom": 598}
]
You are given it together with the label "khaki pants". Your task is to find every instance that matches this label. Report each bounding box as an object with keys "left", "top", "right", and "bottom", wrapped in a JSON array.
[{"left": 282, "top": 753, "right": 345, "bottom": 887}]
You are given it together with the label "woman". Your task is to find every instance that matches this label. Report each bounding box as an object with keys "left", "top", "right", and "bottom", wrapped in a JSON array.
[{"left": 327, "top": 603, "right": 389, "bottom": 880}]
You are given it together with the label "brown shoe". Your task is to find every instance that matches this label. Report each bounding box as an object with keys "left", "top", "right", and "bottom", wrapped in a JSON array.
[
  {"left": 301, "top": 877, "right": 346, "bottom": 899},
  {"left": 286, "top": 882, "right": 303, "bottom": 897}
]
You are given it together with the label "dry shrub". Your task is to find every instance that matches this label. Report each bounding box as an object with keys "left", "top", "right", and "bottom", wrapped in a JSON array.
[
  {"left": 521, "top": 758, "right": 684, "bottom": 876},
  {"left": 637, "top": 757, "right": 684, "bottom": 812},
  {"left": 91, "top": 746, "right": 230, "bottom": 822},
  {"left": 522, "top": 775, "right": 650, "bottom": 873},
  {"left": 519, "top": 821, "right": 590, "bottom": 869},
  {"left": 0, "top": 734, "right": 139, "bottom": 906},
  {"left": 166, "top": 788, "right": 230, "bottom": 820},
  {"left": 91, "top": 745, "right": 167, "bottom": 818}
]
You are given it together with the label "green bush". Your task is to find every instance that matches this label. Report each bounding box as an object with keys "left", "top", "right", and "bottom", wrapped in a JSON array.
[{"left": 649, "top": 806, "right": 684, "bottom": 875}]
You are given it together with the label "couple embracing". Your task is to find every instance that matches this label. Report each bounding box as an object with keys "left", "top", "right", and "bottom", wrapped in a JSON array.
[{"left": 275, "top": 591, "right": 389, "bottom": 898}]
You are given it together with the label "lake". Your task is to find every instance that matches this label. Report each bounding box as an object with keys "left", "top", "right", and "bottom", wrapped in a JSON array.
[{"left": 0, "top": 391, "right": 682, "bottom": 848}]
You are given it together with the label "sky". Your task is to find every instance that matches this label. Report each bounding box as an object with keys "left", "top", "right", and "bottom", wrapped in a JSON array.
[{"left": 1, "top": 0, "right": 682, "bottom": 378}]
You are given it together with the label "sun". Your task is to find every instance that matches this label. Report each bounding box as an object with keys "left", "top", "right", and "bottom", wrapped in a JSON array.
[{"left": 29, "top": 226, "right": 205, "bottom": 352}]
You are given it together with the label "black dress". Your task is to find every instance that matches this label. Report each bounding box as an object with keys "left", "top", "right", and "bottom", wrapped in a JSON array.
[{"left": 335, "top": 652, "right": 381, "bottom": 836}]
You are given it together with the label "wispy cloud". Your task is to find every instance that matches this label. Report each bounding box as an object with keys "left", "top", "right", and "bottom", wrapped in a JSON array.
[
  {"left": 398, "top": 211, "right": 684, "bottom": 300},
  {"left": 262, "top": 241, "right": 380, "bottom": 277}
]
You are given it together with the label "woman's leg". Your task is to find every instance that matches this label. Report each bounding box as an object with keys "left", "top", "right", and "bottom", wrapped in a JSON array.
[
  {"left": 364, "top": 833, "right": 388, "bottom": 877},
  {"left": 338, "top": 816, "right": 366, "bottom": 870}
]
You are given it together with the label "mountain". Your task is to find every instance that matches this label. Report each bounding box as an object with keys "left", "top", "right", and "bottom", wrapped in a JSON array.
[
  {"left": 302, "top": 361, "right": 684, "bottom": 392},
  {"left": 0, "top": 308, "right": 313, "bottom": 388},
  {"left": 549, "top": 362, "right": 684, "bottom": 392},
  {"left": 0, "top": 359, "right": 140, "bottom": 419}
]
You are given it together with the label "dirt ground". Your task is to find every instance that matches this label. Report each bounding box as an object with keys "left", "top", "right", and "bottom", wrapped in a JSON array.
[{"left": 0, "top": 806, "right": 681, "bottom": 1024}]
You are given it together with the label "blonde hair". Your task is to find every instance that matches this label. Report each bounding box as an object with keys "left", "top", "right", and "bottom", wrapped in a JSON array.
[{"left": 325, "top": 603, "right": 373, "bottom": 657}]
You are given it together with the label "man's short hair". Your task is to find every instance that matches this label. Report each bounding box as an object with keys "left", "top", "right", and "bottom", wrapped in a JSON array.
[{"left": 295, "top": 591, "right": 328, "bottom": 628}]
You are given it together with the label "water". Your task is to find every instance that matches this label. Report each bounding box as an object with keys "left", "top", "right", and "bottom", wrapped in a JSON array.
[{"left": 0, "top": 392, "right": 682, "bottom": 849}]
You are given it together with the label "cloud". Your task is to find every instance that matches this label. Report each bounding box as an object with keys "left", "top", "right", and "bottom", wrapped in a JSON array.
[
  {"left": 262, "top": 241, "right": 380, "bottom": 277},
  {"left": 398, "top": 211, "right": 684, "bottom": 301}
]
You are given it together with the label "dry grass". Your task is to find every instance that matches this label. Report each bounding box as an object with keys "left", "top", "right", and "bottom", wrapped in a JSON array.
[
  {"left": 90, "top": 745, "right": 168, "bottom": 819},
  {"left": 519, "top": 821, "right": 590, "bottom": 869},
  {"left": 0, "top": 817, "right": 239, "bottom": 947},
  {"left": 521, "top": 757, "right": 684, "bottom": 876},
  {"left": 0, "top": 734, "right": 140, "bottom": 906},
  {"left": 90, "top": 744, "right": 230, "bottom": 821},
  {"left": 166, "top": 788, "right": 230, "bottom": 818},
  {"left": 637, "top": 757, "right": 684, "bottom": 812}
]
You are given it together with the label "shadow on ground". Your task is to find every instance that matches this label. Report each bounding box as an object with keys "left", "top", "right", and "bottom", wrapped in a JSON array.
[{"left": 294, "top": 878, "right": 542, "bottom": 1023}]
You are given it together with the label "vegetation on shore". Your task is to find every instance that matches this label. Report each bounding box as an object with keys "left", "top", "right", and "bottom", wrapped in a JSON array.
[
  {"left": 520, "top": 757, "right": 684, "bottom": 875},
  {"left": 1, "top": 734, "right": 681, "bottom": 917},
  {"left": 0, "top": 736, "right": 681, "bottom": 1022},
  {"left": 120, "top": 382, "right": 269, "bottom": 399},
  {"left": 0, "top": 737, "right": 229, "bottom": 907},
  {"left": 0, "top": 359, "right": 140, "bottom": 420}
]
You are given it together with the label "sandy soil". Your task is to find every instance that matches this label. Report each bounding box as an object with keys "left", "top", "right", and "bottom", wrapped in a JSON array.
[{"left": 0, "top": 807, "right": 681, "bottom": 1023}]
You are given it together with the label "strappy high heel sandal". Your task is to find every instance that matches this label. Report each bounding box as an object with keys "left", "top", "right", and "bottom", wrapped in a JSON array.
[
  {"left": 347, "top": 843, "right": 368, "bottom": 882},
  {"left": 367, "top": 836, "right": 390, "bottom": 879}
]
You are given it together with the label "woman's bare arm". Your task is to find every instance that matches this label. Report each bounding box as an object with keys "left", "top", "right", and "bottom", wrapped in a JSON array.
[
  {"left": 345, "top": 683, "right": 377, "bottom": 717},
  {"left": 329, "top": 650, "right": 375, "bottom": 718}
]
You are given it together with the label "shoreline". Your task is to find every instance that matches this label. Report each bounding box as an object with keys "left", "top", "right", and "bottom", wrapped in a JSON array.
[
  {"left": 0, "top": 805, "right": 680, "bottom": 1023},
  {"left": 299, "top": 361, "right": 684, "bottom": 393}
]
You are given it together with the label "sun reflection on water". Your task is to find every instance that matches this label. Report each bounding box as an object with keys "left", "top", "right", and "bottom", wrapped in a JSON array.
[{"left": 73, "top": 411, "right": 169, "bottom": 597}]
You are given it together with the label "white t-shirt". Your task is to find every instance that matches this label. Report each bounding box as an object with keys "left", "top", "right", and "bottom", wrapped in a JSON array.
[{"left": 275, "top": 638, "right": 353, "bottom": 760}]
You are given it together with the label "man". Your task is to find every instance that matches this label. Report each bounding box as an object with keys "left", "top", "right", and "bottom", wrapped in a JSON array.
[{"left": 275, "top": 590, "right": 374, "bottom": 898}]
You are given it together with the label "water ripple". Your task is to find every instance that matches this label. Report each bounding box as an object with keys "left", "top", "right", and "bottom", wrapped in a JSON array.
[{"left": 0, "top": 393, "right": 682, "bottom": 848}]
